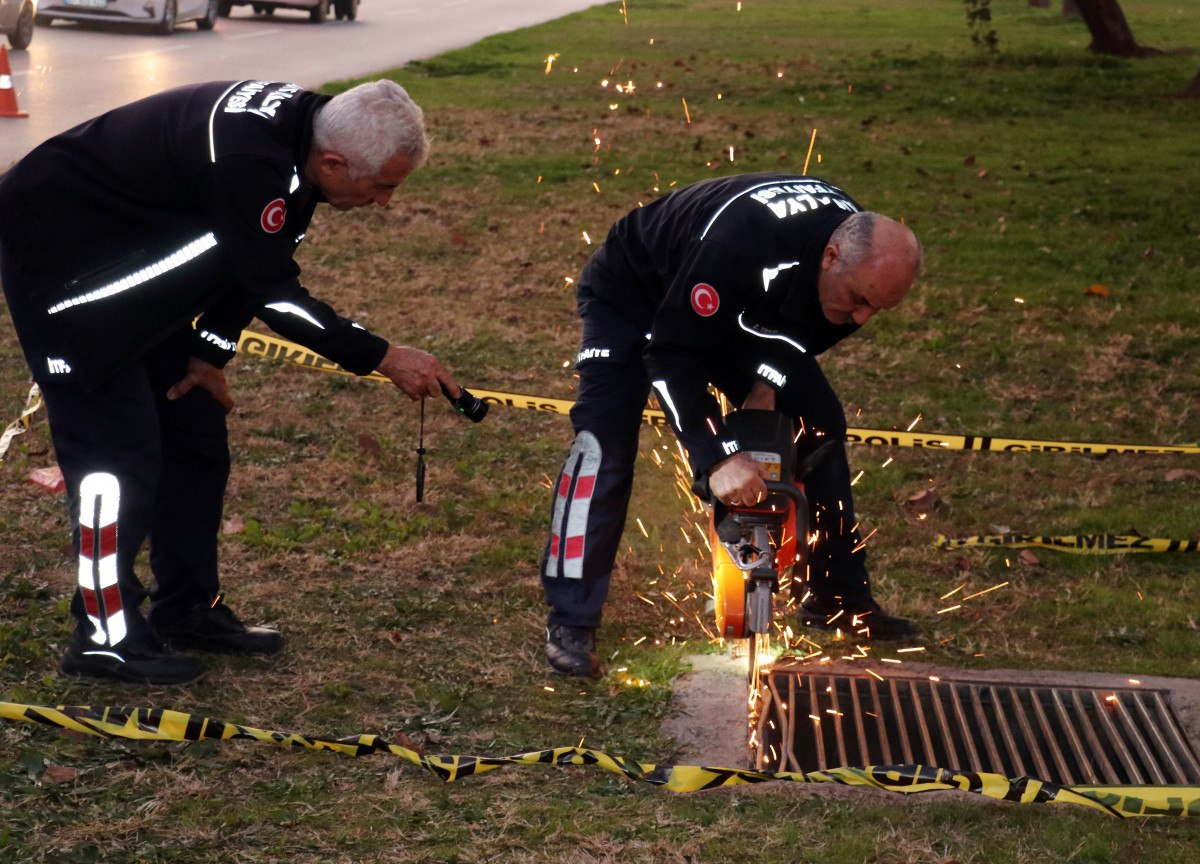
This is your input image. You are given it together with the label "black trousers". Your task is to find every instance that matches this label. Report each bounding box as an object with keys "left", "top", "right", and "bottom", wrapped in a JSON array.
[
  {"left": 540, "top": 293, "right": 870, "bottom": 630},
  {"left": 39, "top": 327, "right": 230, "bottom": 647}
]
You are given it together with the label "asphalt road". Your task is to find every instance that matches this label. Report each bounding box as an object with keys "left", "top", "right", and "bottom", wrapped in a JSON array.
[{"left": 0, "top": 0, "right": 602, "bottom": 168}]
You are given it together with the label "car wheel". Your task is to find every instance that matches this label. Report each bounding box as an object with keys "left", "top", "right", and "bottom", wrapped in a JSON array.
[
  {"left": 156, "top": 0, "right": 177, "bottom": 34},
  {"left": 8, "top": 2, "right": 35, "bottom": 49},
  {"left": 217, "top": 0, "right": 231, "bottom": 15},
  {"left": 309, "top": 0, "right": 328, "bottom": 24},
  {"left": 196, "top": 0, "right": 217, "bottom": 29}
]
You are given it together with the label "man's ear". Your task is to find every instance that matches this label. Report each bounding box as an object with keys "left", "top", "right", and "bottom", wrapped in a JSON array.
[
  {"left": 820, "top": 242, "right": 839, "bottom": 271},
  {"left": 315, "top": 149, "right": 348, "bottom": 176}
]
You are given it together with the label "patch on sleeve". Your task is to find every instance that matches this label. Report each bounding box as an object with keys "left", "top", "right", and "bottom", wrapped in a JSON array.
[
  {"left": 260, "top": 198, "right": 287, "bottom": 233},
  {"left": 690, "top": 282, "right": 720, "bottom": 317}
]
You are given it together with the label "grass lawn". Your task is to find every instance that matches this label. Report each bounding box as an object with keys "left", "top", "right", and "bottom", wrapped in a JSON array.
[{"left": 2, "top": 1, "right": 1199, "bottom": 861}]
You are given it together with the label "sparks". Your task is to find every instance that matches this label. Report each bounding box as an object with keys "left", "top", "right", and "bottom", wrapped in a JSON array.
[
  {"left": 962, "top": 581, "right": 1009, "bottom": 601},
  {"left": 850, "top": 469, "right": 864, "bottom": 486},
  {"left": 906, "top": 413, "right": 923, "bottom": 431},
  {"left": 681, "top": 97, "right": 692, "bottom": 124},
  {"left": 801, "top": 128, "right": 820, "bottom": 175},
  {"left": 544, "top": 53, "right": 560, "bottom": 75},
  {"left": 937, "top": 604, "right": 962, "bottom": 615}
]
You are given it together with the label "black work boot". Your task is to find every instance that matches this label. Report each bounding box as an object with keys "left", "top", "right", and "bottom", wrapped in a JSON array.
[
  {"left": 60, "top": 629, "right": 206, "bottom": 686},
  {"left": 154, "top": 594, "right": 284, "bottom": 656},
  {"left": 799, "top": 595, "right": 919, "bottom": 641},
  {"left": 546, "top": 624, "right": 601, "bottom": 679}
]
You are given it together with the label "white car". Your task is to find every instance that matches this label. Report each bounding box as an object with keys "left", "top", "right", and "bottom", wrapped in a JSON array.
[
  {"left": 35, "top": 0, "right": 218, "bottom": 35},
  {"left": 1, "top": 0, "right": 36, "bottom": 49},
  {"left": 218, "top": 0, "right": 358, "bottom": 24}
]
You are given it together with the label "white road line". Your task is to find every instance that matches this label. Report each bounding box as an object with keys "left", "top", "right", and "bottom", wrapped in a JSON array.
[
  {"left": 228, "top": 28, "right": 283, "bottom": 40},
  {"left": 108, "top": 46, "right": 195, "bottom": 60}
]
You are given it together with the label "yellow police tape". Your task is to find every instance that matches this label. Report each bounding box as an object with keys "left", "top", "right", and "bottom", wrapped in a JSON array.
[
  {"left": 936, "top": 534, "right": 1200, "bottom": 554},
  {"left": 237, "top": 330, "right": 1200, "bottom": 455},
  {"left": 0, "top": 383, "right": 42, "bottom": 464},
  {"left": 2, "top": 701, "right": 1197, "bottom": 817}
]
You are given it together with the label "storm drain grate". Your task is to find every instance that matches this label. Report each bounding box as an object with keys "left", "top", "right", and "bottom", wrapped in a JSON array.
[{"left": 755, "top": 663, "right": 1200, "bottom": 785}]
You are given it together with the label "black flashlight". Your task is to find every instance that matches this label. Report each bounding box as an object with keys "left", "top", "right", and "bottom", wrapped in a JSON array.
[{"left": 441, "top": 384, "right": 489, "bottom": 423}]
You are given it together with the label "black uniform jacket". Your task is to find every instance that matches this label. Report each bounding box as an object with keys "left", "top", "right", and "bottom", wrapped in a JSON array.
[
  {"left": 583, "top": 173, "right": 863, "bottom": 476},
  {"left": 0, "top": 80, "right": 387, "bottom": 388}
]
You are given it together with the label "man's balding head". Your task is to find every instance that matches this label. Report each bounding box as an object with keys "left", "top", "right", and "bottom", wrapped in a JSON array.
[{"left": 816, "top": 212, "right": 920, "bottom": 326}]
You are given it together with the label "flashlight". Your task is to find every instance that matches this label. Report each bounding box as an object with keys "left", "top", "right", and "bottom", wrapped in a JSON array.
[{"left": 441, "top": 383, "right": 489, "bottom": 423}]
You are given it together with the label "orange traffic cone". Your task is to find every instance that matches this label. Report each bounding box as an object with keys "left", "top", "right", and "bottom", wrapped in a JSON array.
[{"left": 0, "top": 45, "right": 28, "bottom": 119}]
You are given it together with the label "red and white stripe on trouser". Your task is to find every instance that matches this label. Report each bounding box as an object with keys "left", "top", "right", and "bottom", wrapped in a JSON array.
[
  {"left": 545, "top": 431, "right": 601, "bottom": 580},
  {"left": 78, "top": 472, "right": 127, "bottom": 646}
]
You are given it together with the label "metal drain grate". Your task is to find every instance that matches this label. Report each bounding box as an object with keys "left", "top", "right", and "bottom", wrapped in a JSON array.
[{"left": 755, "top": 663, "right": 1200, "bottom": 785}]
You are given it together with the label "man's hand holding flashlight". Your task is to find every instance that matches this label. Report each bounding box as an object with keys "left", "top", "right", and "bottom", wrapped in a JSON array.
[{"left": 377, "top": 344, "right": 457, "bottom": 401}]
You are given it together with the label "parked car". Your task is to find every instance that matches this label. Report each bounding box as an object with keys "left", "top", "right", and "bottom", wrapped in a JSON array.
[
  {"left": 218, "top": 0, "right": 357, "bottom": 24},
  {"left": 35, "top": 0, "right": 217, "bottom": 35},
  {"left": 1, "top": 0, "right": 36, "bottom": 49}
]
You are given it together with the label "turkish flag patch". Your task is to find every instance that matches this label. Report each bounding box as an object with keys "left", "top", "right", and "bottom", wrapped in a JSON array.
[
  {"left": 690, "top": 282, "right": 719, "bottom": 317},
  {"left": 260, "top": 198, "right": 287, "bottom": 233}
]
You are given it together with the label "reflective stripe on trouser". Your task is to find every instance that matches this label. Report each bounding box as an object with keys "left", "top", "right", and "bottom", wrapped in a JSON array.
[
  {"left": 541, "top": 355, "right": 649, "bottom": 630},
  {"left": 545, "top": 432, "right": 601, "bottom": 581},
  {"left": 77, "top": 472, "right": 127, "bottom": 646}
]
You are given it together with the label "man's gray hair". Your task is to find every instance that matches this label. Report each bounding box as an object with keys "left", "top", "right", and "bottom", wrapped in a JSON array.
[
  {"left": 313, "top": 80, "right": 430, "bottom": 179},
  {"left": 831, "top": 211, "right": 923, "bottom": 274}
]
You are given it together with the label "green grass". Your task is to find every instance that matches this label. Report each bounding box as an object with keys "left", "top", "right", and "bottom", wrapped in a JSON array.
[{"left": 3, "top": 1, "right": 1200, "bottom": 861}]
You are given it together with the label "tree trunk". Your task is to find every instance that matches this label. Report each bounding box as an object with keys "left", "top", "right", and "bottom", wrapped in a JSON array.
[
  {"left": 1073, "top": 0, "right": 1157, "bottom": 57},
  {"left": 1183, "top": 70, "right": 1200, "bottom": 99}
]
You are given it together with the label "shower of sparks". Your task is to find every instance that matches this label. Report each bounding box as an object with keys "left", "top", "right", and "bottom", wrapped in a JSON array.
[
  {"left": 906, "top": 413, "right": 923, "bottom": 431},
  {"left": 961, "top": 581, "right": 1010, "bottom": 601},
  {"left": 802, "top": 129, "right": 818, "bottom": 175},
  {"left": 941, "top": 584, "right": 965, "bottom": 600},
  {"left": 937, "top": 604, "right": 963, "bottom": 615},
  {"left": 581, "top": 231, "right": 592, "bottom": 244},
  {"left": 849, "top": 527, "right": 878, "bottom": 554},
  {"left": 681, "top": 97, "right": 692, "bottom": 124},
  {"left": 544, "top": 53, "right": 560, "bottom": 75},
  {"left": 728, "top": 146, "right": 735, "bottom": 162},
  {"left": 880, "top": 457, "right": 893, "bottom": 468},
  {"left": 636, "top": 518, "right": 649, "bottom": 537},
  {"left": 620, "top": 0, "right": 628, "bottom": 24},
  {"left": 850, "top": 470, "right": 864, "bottom": 486}
]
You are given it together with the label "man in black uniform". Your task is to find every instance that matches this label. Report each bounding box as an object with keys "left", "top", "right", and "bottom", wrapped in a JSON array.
[
  {"left": 541, "top": 173, "right": 923, "bottom": 678},
  {"left": 0, "top": 79, "right": 466, "bottom": 685}
]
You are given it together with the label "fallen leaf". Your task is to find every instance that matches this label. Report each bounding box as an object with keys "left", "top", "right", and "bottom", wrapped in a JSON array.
[
  {"left": 1084, "top": 283, "right": 1110, "bottom": 298},
  {"left": 222, "top": 515, "right": 245, "bottom": 536},
  {"left": 357, "top": 433, "right": 382, "bottom": 456},
  {"left": 1018, "top": 550, "right": 1040, "bottom": 566},
  {"left": 43, "top": 764, "right": 80, "bottom": 785},
  {"left": 905, "top": 488, "right": 941, "bottom": 513},
  {"left": 1164, "top": 469, "right": 1200, "bottom": 482},
  {"left": 990, "top": 524, "right": 1011, "bottom": 535}
]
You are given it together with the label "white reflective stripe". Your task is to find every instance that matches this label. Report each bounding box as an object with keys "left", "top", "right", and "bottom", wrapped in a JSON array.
[
  {"left": 48, "top": 233, "right": 218, "bottom": 315},
  {"left": 736, "top": 312, "right": 807, "bottom": 354},
  {"left": 78, "top": 472, "right": 126, "bottom": 647},
  {"left": 263, "top": 301, "right": 325, "bottom": 330},
  {"left": 762, "top": 261, "right": 800, "bottom": 292},
  {"left": 546, "top": 431, "right": 602, "bottom": 581},
  {"left": 0, "top": 75, "right": 13, "bottom": 89},
  {"left": 289, "top": 171, "right": 301, "bottom": 193},
  {"left": 651, "top": 380, "right": 684, "bottom": 430},
  {"left": 209, "top": 81, "right": 248, "bottom": 162}
]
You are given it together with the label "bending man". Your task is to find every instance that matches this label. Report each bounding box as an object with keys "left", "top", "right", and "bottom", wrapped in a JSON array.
[
  {"left": 0, "top": 80, "right": 463, "bottom": 685},
  {"left": 540, "top": 173, "right": 922, "bottom": 678}
]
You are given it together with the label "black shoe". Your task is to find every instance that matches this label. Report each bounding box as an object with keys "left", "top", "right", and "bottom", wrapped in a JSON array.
[
  {"left": 155, "top": 595, "right": 284, "bottom": 656},
  {"left": 799, "top": 595, "right": 919, "bottom": 641},
  {"left": 61, "top": 631, "right": 206, "bottom": 686},
  {"left": 546, "top": 624, "right": 601, "bottom": 679}
]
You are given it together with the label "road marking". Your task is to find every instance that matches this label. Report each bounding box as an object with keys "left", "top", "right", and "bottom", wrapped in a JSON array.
[
  {"left": 109, "top": 46, "right": 195, "bottom": 60},
  {"left": 228, "top": 28, "right": 283, "bottom": 40}
]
